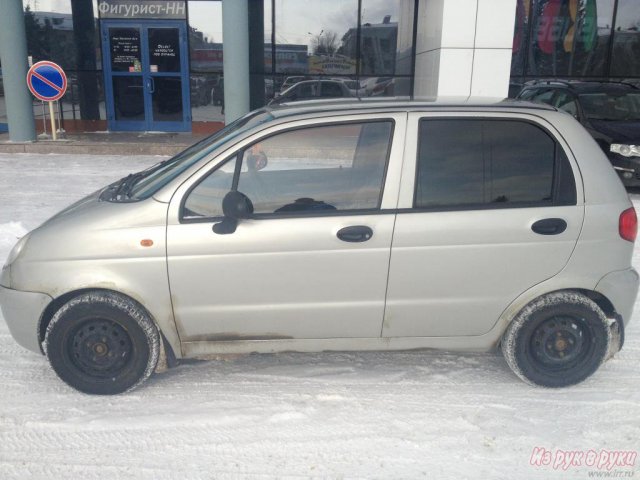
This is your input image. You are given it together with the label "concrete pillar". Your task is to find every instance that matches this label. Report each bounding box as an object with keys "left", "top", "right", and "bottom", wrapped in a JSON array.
[
  {"left": 222, "top": 0, "right": 250, "bottom": 123},
  {"left": 0, "top": 0, "right": 36, "bottom": 142},
  {"left": 414, "top": 0, "right": 517, "bottom": 99}
]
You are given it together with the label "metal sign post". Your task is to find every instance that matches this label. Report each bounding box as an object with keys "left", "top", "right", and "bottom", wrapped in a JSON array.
[
  {"left": 26, "top": 61, "right": 68, "bottom": 141},
  {"left": 39, "top": 101, "right": 50, "bottom": 140}
]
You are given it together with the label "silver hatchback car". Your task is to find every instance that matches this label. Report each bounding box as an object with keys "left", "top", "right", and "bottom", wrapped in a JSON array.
[{"left": 1, "top": 99, "right": 638, "bottom": 394}]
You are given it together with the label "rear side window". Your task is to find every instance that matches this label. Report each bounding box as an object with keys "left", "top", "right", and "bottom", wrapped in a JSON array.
[
  {"left": 321, "top": 82, "right": 344, "bottom": 97},
  {"left": 415, "top": 118, "right": 576, "bottom": 210}
]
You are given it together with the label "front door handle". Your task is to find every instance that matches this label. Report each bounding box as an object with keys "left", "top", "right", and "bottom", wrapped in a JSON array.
[
  {"left": 531, "top": 218, "right": 567, "bottom": 235},
  {"left": 337, "top": 225, "right": 373, "bottom": 243}
]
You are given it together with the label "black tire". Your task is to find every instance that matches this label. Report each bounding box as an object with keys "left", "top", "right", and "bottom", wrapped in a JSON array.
[
  {"left": 502, "top": 291, "right": 611, "bottom": 388},
  {"left": 44, "top": 291, "right": 160, "bottom": 395}
]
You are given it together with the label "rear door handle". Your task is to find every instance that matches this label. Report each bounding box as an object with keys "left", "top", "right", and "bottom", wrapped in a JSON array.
[
  {"left": 531, "top": 218, "right": 567, "bottom": 235},
  {"left": 337, "top": 225, "right": 373, "bottom": 243}
]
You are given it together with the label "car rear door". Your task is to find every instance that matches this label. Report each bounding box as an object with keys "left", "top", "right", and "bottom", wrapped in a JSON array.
[{"left": 383, "top": 111, "right": 584, "bottom": 338}]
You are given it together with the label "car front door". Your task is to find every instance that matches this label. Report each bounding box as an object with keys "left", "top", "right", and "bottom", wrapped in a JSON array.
[
  {"left": 383, "top": 112, "right": 584, "bottom": 338},
  {"left": 166, "top": 113, "right": 406, "bottom": 345}
]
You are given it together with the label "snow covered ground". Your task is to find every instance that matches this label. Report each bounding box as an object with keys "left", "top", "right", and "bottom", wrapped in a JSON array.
[{"left": 0, "top": 152, "right": 638, "bottom": 479}]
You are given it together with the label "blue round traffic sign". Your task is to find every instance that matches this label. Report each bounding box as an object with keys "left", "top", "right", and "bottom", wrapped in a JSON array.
[{"left": 26, "top": 61, "right": 68, "bottom": 102}]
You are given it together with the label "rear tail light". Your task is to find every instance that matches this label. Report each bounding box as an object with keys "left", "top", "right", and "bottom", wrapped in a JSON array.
[{"left": 619, "top": 207, "right": 637, "bottom": 242}]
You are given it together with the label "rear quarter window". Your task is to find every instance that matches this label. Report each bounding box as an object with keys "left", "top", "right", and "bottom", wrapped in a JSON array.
[{"left": 415, "top": 118, "right": 576, "bottom": 210}]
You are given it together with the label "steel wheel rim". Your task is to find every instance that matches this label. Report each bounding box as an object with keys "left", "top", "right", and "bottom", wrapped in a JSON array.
[
  {"left": 529, "top": 315, "right": 593, "bottom": 371},
  {"left": 68, "top": 319, "right": 133, "bottom": 378}
]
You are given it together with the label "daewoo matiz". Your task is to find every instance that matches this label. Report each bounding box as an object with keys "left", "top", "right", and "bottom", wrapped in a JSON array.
[{"left": 1, "top": 99, "right": 637, "bottom": 394}]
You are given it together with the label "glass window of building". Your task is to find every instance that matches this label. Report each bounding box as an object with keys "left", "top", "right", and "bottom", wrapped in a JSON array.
[
  {"left": 511, "top": 0, "right": 530, "bottom": 76},
  {"left": 267, "top": 0, "right": 358, "bottom": 103},
  {"left": 22, "top": 0, "right": 103, "bottom": 123},
  {"left": 532, "top": 0, "right": 614, "bottom": 77},
  {"left": 188, "top": 1, "right": 224, "bottom": 124},
  {"left": 611, "top": 0, "right": 640, "bottom": 77},
  {"left": 359, "top": 0, "right": 415, "bottom": 96},
  {"left": 274, "top": 0, "right": 357, "bottom": 76},
  {"left": 265, "top": 0, "right": 416, "bottom": 103},
  {"left": 511, "top": 0, "right": 616, "bottom": 78}
]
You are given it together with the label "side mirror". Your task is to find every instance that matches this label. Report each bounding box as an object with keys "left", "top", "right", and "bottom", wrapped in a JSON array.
[{"left": 213, "top": 191, "right": 253, "bottom": 235}]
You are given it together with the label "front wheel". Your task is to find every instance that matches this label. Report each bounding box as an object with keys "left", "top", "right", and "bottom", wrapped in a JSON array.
[
  {"left": 502, "top": 291, "right": 611, "bottom": 388},
  {"left": 45, "top": 291, "right": 160, "bottom": 395}
]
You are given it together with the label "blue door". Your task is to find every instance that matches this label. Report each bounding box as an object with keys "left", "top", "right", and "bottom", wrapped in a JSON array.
[{"left": 102, "top": 20, "right": 191, "bottom": 132}]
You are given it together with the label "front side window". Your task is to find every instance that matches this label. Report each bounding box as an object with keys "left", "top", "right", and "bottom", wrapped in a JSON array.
[
  {"left": 183, "top": 156, "right": 237, "bottom": 218},
  {"left": 128, "top": 109, "right": 274, "bottom": 200},
  {"left": 554, "top": 92, "right": 579, "bottom": 117},
  {"left": 183, "top": 120, "right": 393, "bottom": 219},
  {"left": 415, "top": 118, "right": 575, "bottom": 210}
]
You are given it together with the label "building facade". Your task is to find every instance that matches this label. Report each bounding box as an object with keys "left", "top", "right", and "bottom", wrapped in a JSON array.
[{"left": 0, "top": 0, "right": 638, "bottom": 137}]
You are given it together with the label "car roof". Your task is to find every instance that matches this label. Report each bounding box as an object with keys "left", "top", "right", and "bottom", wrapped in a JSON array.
[
  {"left": 523, "top": 80, "right": 639, "bottom": 94},
  {"left": 290, "top": 79, "right": 344, "bottom": 85},
  {"left": 264, "top": 97, "right": 557, "bottom": 118}
]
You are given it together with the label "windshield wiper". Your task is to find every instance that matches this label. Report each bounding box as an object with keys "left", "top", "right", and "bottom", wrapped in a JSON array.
[
  {"left": 113, "top": 172, "right": 146, "bottom": 201},
  {"left": 103, "top": 157, "right": 178, "bottom": 202}
]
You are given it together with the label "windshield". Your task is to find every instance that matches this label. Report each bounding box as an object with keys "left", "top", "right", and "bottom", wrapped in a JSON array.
[
  {"left": 125, "top": 109, "right": 275, "bottom": 200},
  {"left": 579, "top": 92, "right": 640, "bottom": 121}
]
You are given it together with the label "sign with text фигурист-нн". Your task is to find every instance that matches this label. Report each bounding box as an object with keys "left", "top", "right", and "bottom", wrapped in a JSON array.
[{"left": 98, "top": 0, "right": 186, "bottom": 19}]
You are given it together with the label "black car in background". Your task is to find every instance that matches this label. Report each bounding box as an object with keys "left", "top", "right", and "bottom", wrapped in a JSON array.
[{"left": 517, "top": 80, "right": 640, "bottom": 187}]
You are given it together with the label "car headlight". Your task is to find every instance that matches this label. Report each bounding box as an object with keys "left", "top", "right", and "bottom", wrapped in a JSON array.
[
  {"left": 610, "top": 144, "right": 640, "bottom": 158},
  {"left": 5, "top": 233, "right": 30, "bottom": 267}
]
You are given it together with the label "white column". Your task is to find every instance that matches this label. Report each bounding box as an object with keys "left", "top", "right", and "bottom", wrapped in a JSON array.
[
  {"left": 222, "top": 0, "right": 250, "bottom": 123},
  {"left": 414, "top": 0, "right": 517, "bottom": 98}
]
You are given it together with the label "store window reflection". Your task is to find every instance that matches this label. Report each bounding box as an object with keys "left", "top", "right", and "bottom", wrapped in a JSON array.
[
  {"left": 511, "top": 0, "right": 618, "bottom": 79},
  {"left": 611, "top": 0, "right": 640, "bottom": 77},
  {"left": 274, "top": 0, "right": 357, "bottom": 76},
  {"left": 360, "top": 0, "right": 414, "bottom": 95},
  {"left": 527, "top": 0, "right": 614, "bottom": 77},
  {"left": 264, "top": 0, "right": 415, "bottom": 103},
  {"left": 188, "top": 1, "right": 224, "bottom": 123},
  {"left": 511, "top": 0, "right": 530, "bottom": 76}
]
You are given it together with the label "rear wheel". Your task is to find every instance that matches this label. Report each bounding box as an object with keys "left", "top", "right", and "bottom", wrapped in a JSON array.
[
  {"left": 502, "top": 291, "right": 611, "bottom": 387},
  {"left": 45, "top": 291, "right": 160, "bottom": 395}
]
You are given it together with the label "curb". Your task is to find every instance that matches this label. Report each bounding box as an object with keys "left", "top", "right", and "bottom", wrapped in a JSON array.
[{"left": 0, "top": 141, "right": 188, "bottom": 156}]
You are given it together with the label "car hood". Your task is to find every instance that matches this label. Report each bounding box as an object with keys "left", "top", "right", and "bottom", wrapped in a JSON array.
[
  {"left": 589, "top": 120, "right": 640, "bottom": 144},
  {"left": 40, "top": 188, "right": 104, "bottom": 227},
  {"left": 21, "top": 192, "right": 169, "bottom": 265}
]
